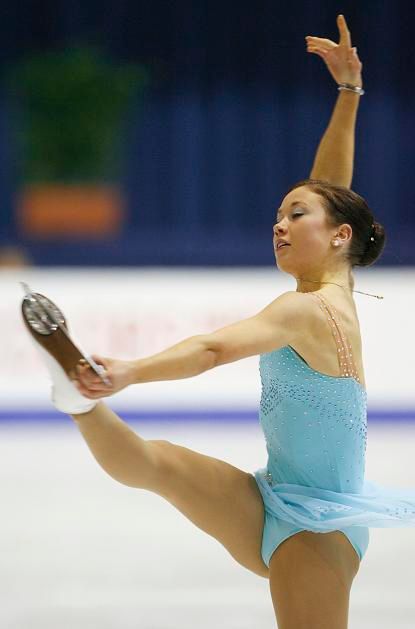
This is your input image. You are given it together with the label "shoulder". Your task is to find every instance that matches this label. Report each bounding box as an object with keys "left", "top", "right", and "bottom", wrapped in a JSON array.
[
  {"left": 257, "top": 290, "right": 317, "bottom": 344},
  {"left": 262, "top": 290, "right": 315, "bottom": 323}
]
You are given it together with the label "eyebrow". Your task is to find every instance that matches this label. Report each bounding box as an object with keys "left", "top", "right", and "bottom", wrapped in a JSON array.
[{"left": 275, "top": 201, "right": 309, "bottom": 221}]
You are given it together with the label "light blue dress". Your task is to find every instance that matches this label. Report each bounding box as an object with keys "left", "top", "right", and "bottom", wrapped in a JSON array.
[{"left": 254, "top": 292, "right": 415, "bottom": 567}]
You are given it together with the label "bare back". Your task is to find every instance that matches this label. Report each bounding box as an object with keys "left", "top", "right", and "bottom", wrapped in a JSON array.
[{"left": 289, "top": 289, "right": 366, "bottom": 391}]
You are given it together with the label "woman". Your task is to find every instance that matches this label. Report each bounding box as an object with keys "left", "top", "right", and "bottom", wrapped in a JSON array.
[{"left": 24, "top": 16, "right": 396, "bottom": 629}]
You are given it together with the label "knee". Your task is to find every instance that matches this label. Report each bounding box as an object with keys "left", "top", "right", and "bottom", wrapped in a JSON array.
[
  {"left": 146, "top": 439, "right": 188, "bottom": 498},
  {"left": 106, "top": 439, "right": 171, "bottom": 491},
  {"left": 147, "top": 439, "right": 176, "bottom": 480},
  {"left": 148, "top": 439, "right": 173, "bottom": 460}
]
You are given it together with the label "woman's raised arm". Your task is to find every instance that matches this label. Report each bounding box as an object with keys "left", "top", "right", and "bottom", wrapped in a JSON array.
[{"left": 307, "top": 14, "right": 363, "bottom": 188}]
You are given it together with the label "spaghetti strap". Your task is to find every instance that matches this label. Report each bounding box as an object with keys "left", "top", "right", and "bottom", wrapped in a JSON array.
[{"left": 308, "top": 292, "right": 361, "bottom": 384}]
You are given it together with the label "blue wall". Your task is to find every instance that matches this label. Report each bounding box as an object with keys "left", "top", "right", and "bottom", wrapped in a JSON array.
[{"left": 0, "top": 0, "right": 413, "bottom": 266}]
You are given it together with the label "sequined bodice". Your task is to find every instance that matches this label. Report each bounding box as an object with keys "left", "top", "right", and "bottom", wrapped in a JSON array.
[{"left": 259, "top": 292, "right": 367, "bottom": 494}]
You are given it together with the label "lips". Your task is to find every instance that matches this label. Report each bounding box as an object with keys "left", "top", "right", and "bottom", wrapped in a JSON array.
[{"left": 276, "top": 242, "right": 291, "bottom": 251}]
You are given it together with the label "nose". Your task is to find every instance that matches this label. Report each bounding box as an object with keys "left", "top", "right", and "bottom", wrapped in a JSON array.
[{"left": 273, "top": 221, "right": 287, "bottom": 236}]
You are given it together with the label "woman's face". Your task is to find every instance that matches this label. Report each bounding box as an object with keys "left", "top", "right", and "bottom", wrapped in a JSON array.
[{"left": 273, "top": 186, "right": 340, "bottom": 277}]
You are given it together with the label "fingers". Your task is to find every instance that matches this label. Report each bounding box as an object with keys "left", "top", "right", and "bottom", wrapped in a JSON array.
[
  {"left": 89, "top": 355, "right": 112, "bottom": 386},
  {"left": 348, "top": 47, "right": 363, "bottom": 71},
  {"left": 346, "top": 46, "right": 361, "bottom": 63},
  {"left": 306, "top": 36, "right": 336, "bottom": 49},
  {"left": 306, "top": 15, "right": 353, "bottom": 51},
  {"left": 90, "top": 354, "right": 108, "bottom": 368},
  {"left": 337, "top": 14, "right": 352, "bottom": 48},
  {"left": 76, "top": 362, "right": 102, "bottom": 383},
  {"left": 306, "top": 41, "right": 335, "bottom": 62},
  {"left": 74, "top": 380, "right": 107, "bottom": 399},
  {"left": 306, "top": 36, "right": 337, "bottom": 56},
  {"left": 75, "top": 362, "right": 110, "bottom": 390},
  {"left": 73, "top": 365, "right": 112, "bottom": 397},
  {"left": 307, "top": 45, "right": 331, "bottom": 56}
]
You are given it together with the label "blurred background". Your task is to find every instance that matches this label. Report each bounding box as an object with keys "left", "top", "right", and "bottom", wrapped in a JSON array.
[
  {"left": 1, "top": 2, "right": 415, "bottom": 628},
  {"left": 0, "top": 0, "right": 413, "bottom": 266}
]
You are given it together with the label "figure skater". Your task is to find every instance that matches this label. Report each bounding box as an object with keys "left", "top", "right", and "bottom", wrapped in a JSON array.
[{"left": 25, "top": 16, "right": 412, "bottom": 629}]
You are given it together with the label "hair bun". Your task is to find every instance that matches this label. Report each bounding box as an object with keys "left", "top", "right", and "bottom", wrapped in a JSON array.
[{"left": 361, "top": 220, "right": 386, "bottom": 266}]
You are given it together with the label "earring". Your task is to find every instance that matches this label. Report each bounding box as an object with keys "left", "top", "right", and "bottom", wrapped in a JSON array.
[{"left": 332, "top": 240, "right": 340, "bottom": 247}]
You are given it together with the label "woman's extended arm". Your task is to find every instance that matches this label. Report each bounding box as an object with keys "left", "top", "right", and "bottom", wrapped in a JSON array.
[
  {"left": 307, "top": 15, "right": 363, "bottom": 188},
  {"left": 75, "top": 291, "right": 311, "bottom": 399}
]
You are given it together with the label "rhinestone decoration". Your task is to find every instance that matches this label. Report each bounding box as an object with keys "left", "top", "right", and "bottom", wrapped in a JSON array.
[
  {"left": 311, "top": 292, "right": 361, "bottom": 383},
  {"left": 258, "top": 292, "right": 367, "bottom": 500}
]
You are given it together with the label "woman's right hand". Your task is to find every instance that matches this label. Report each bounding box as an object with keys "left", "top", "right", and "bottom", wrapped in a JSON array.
[
  {"left": 74, "top": 355, "right": 136, "bottom": 399},
  {"left": 306, "top": 15, "right": 363, "bottom": 88}
]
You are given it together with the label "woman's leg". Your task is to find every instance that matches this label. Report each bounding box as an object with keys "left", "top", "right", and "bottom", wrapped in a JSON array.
[
  {"left": 72, "top": 402, "right": 160, "bottom": 489},
  {"left": 22, "top": 301, "right": 268, "bottom": 579},
  {"left": 72, "top": 402, "right": 269, "bottom": 578},
  {"left": 268, "top": 530, "right": 360, "bottom": 629}
]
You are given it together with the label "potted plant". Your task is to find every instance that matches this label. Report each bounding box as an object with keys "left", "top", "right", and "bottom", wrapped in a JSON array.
[{"left": 8, "top": 47, "right": 147, "bottom": 238}]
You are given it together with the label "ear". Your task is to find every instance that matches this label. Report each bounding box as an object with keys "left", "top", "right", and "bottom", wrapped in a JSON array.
[{"left": 335, "top": 223, "right": 353, "bottom": 245}]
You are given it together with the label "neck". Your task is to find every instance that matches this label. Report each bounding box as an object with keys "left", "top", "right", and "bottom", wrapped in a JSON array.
[{"left": 295, "top": 267, "right": 353, "bottom": 295}]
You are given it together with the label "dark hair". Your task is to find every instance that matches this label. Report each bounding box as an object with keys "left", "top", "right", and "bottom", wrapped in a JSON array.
[{"left": 286, "top": 179, "right": 386, "bottom": 268}]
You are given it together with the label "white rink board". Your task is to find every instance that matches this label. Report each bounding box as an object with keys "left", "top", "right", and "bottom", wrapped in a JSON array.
[{"left": 0, "top": 266, "right": 413, "bottom": 411}]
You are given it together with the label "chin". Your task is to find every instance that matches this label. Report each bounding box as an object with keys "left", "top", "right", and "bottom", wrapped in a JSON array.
[{"left": 275, "top": 257, "right": 294, "bottom": 272}]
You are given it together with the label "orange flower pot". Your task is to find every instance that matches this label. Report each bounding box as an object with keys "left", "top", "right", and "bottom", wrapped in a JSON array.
[{"left": 16, "top": 184, "right": 125, "bottom": 238}]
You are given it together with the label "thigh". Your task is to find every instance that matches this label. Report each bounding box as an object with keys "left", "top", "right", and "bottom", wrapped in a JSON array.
[
  {"left": 149, "top": 439, "right": 269, "bottom": 578},
  {"left": 269, "top": 530, "right": 360, "bottom": 629}
]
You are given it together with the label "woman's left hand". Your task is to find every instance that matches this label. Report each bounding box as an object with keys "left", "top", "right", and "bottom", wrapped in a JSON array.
[{"left": 306, "top": 14, "right": 363, "bottom": 88}]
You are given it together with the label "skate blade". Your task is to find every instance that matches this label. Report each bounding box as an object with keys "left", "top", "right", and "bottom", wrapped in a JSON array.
[{"left": 20, "top": 282, "right": 111, "bottom": 386}]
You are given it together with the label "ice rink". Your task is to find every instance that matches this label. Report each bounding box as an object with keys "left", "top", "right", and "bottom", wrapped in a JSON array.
[{"left": 2, "top": 417, "right": 415, "bottom": 629}]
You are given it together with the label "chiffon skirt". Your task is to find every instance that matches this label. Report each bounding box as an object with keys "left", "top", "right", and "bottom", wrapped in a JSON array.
[{"left": 255, "top": 467, "right": 415, "bottom": 530}]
